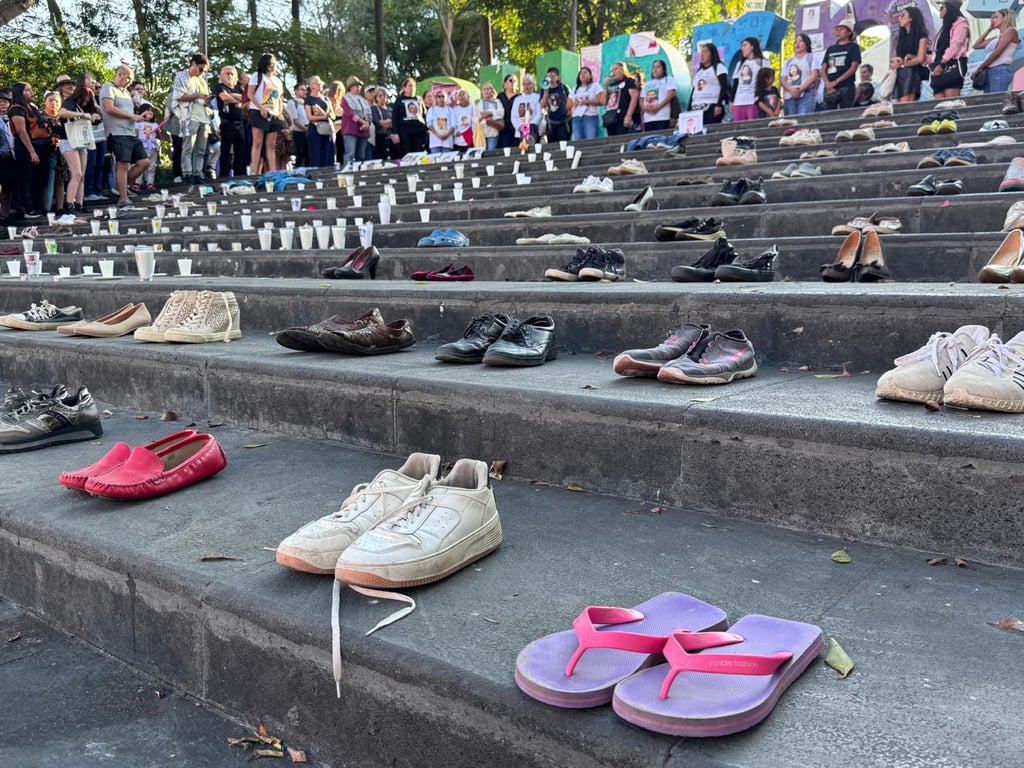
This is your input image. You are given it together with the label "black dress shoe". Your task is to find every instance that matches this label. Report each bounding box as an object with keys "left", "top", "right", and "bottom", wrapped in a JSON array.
[
  {"left": 334, "top": 246, "right": 380, "bottom": 279},
  {"left": 482, "top": 316, "right": 557, "bottom": 367},
  {"left": 435, "top": 313, "right": 513, "bottom": 363}
]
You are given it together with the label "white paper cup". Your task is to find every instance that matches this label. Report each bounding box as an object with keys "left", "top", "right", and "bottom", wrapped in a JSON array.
[
  {"left": 285, "top": 220, "right": 295, "bottom": 228},
  {"left": 299, "top": 226, "right": 314, "bottom": 250},
  {"left": 44, "top": 239, "right": 58, "bottom": 255},
  {"left": 358, "top": 222, "right": 374, "bottom": 248},
  {"left": 240, "top": 214, "right": 252, "bottom": 229},
  {"left": 315, "top": 181, "right": 324, "bottom": 189},
  {"left": 512, "top": 161, "right": 520, "bottom": 175},
  {"left": 47, "top": 212, "right": 56, "bottom": 226},
  {"left": 82, "top": 265, "right": 94, "bottom": 275},
  {"left": 471, "top": 177, "right": 481, "bottom": 188},
  {"left": 89, "top": 220, "right": 100, "bottom": 235},
  {"left": 527, "top": 153, "right": 536, "bottom": 162},
  {"left": 154, "top": 204, "right": 166, "bottom": 218},
  {"left": 108, "top": 220, "right": 119, "bottom": 235},
  {"left": 7, "top": 226, "right": 17, "bottom": 239},
  {"left": 257, "top": 229, "right": 272, "bottom": 250},
  {"left": 315, "top": 225, "right": 331, "bottom": 249},
  {"left": 419, "top": 208, "right": 430, "bottom": 222},
  {"left": 416, "top": 190, "right": 426, "bottom": 204},
  {"left": 545, "top": 159, "right": 555, "bottom": 171},
  {"left": 297, "top": 183, "right": 306, "bottom": 191},
  {"left": 454, "top": 163, "right": 465, "bottom": 179},
  {"left": 352, "top": 194, "right": 362, "bottom": 208},
  {"left": 6, "top": 259, "right": 21, "bottom": 276},
  {"left": 406, "top": 175, "right": 418, "bottom": 193},
  {"left": 23, "top": 252, "right": 40, "bottom": 275},
  {"left": 565, "top": 145, "right": 575, "bottom": 158},
  {"left": 326, "top": 197, "right": 338, "bottom": 210},
  {"left": 486, "top": 165, "right": 495, "bottom": 176},
  {"left": 98, "top": 259, "right": 115, "bottom": 278},
  {"left": 151, "top": 219, "right": 162, "bottom": 234},
  {"left": 171, "top": 243, "right": 182, "bottom": 252},
  {"left": 206, "top": 202, "right": 218, "bottom": 215},
  {"left": 290, "top": 197, "right": 302, "bottom": 212},
  {"left": 21, "top": 239, "right": 33, "bottom": 254},
  {"left": 127, "top": 228, "right": 138, "bottom": 235},
  {"left": 106, "top": 245, "right": 117, "bottom": 253},
  {"left": 503, "top": 147, "right": 511, "bottom": 157},
  {"left": 58, "top": 266, "right": 71, "bottom": 277},
  {"left": 135, "top": 246, "right": 155, "bottom": 281},
  {"left": 432, "top": 183, "right": 441, "bottom": 191},
  {"left": 232, "top": 242, "right": 242, "bottom": 251},
  {"left": 279, "top": 227, "right": 294, "bottom": 250},
  {"left": 378, "top": 201, "right": 391, "bottom": 225},
  {"left": 177, "top": 258, "right": 193, "bottom": 275},
  {"left": 107, "top": 206, "right": 118, "bottom": 219},
  {"left": 189, "top": 243, "right": 200, "bottom": 252},
  {"left": 335, "top": 217, "right": 347, "bottom": 227},
  {"left": 160, "top": 189, "right": 169, "bottom": 200},
  {"left": 207, "top": 243, "right": 219, "bottom": 251},
  {"left": 81, "top": 246, "right": 92, "bottom": 254},
  {"left": 331, "top": 225, "right": 346, "bottom": 250},
  {"left": 453, "top": 188, "right": 463, "bottom": 201},
  {"left": 178, "top": 203, "right": 189, "bottom": 216}
]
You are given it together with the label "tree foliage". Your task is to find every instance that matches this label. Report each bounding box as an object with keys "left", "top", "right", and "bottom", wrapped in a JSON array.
[{"left": 0, "top": 40, "right": 113, "bottom": 90}]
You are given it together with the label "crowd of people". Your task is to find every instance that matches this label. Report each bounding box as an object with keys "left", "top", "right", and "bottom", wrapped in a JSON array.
[{"left": 0, "top": 9, "right": 1019, "bottom": 223}]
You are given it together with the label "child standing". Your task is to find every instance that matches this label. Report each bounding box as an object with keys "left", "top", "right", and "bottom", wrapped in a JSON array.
[
  {"left": 134, "top": 101, "right": 161, "bottom": 191},
  {"left": 754, "top": 68, "right": 783, "bottom": 118}
]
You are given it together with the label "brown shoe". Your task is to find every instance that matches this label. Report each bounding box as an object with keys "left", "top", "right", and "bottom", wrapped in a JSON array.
[
  {"left": 319, "top": 319, "right": 416, "bottom": 355},
  {"left": 70, "top": 303, "right": 152, "bottom": 338},
  {"left": 275, "top": 307, "right": 386, "bottom": 352}
]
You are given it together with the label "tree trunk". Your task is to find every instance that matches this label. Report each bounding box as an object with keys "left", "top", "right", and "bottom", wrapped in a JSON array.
[
  {"left": 291, "top": 0, "right": 302, "bottom": 82},
  {"left": 374, "top": 0, "right": 386, "bottom": 85},
  {"left": 480, "top": 15, "right": 492, "bottom": 66},
  {"left": 129, "top": 0, "right": 154, "bottom": 85},
  {"left": 248, "top": 0, "right": 257, "bottom": 30},
  {"left": 45, "top": 0, "right": 71, "bottom": 53}
]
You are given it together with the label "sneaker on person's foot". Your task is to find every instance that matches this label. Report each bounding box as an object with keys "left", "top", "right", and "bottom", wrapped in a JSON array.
[
  {"left": 0, "top": 386, "right": 102, "bottom": 453},
  {"left": 942, "top": 332, "right": 1024, "bottom": 412},
  {"left": 656, "top": 329, "right": 758, "bottom": 385},
  {"left": 276, "top": 453, "right": 442, "bottom": 574},
  {"left": 334, "top": 458, "right": 503, "bottom": 588},
  {"left": 613, "top": 324, "right": 711, "bottom": 377},
  {"left": 876, "top": 325, "right": 990, "bottom": 404}
]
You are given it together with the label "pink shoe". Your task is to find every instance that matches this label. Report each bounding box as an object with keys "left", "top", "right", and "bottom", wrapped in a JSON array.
[
  {"left": 84, "top": 433, "right": 226, "bottom": 499},
  {"left": 59, "top": 430, "right": 197, "bottom": 491}
]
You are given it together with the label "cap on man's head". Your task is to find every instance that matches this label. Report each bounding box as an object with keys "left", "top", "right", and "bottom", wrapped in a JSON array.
[
  {"left": 835, "top": 18, "right": 855, "bottom": 32},
  {"left": 55, "top": 74, "right": 74, "bottom": 87},
  {"left": 546, "top": 67, "right": 560, "bottom": 75}
]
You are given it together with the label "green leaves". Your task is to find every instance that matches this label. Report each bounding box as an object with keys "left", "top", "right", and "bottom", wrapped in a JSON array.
[{"left": 825, "top": 638, "right": 854, "bottom": 678}]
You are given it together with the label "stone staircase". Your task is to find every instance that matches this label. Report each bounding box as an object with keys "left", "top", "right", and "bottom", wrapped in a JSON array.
[{"left": 2, "top": 93, "right": 1023, "bottom": 767}]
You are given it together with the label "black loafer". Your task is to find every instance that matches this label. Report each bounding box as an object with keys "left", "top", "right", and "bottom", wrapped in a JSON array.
[{"left": 482, "top": 316, "right": 557, "bottom": 367}]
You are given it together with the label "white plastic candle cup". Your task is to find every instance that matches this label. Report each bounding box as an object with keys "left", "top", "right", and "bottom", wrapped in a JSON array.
[
  {"left": 21, "top": 239, "right": 33, "bottom": 254},
  {"left": 416, "top": 190, "right": 426, "bottom": 204},
  {"left": 512, "top": 161, "right": 520, "bottom": 175},
  {"left": 178, "top": 203, "right": 189, "bottom": 216},
  {"left": 7, "top": 259, "right": 21, "bottom": 276},
  {"left": 58, "top": 266, "right": 71, "bottom": 278},
  {"left": 565, "top": 145, "right": 575, "bottom": 158},
  {"left": 454, "top": 163, "right": 465, "bottom": 179},
  {"left": 155, "top": 204, "right": 166, "bottom": 218},
  {"left": 285, "top": 220, "right": 296, "bottom": 228},
  {"left": 331, "top": 225, "right": 346, "bottom": 250},
  {"left": 358, "top": 222, "right": 373, "bottom": 248},
  {"left": 98, "top": 258, "right": 115, "bottom": 277},
  {"left": 545, "top": 159, "right": 555, "bottom": 172},
  {"left": 453, "top": 188, "right": 463, "bottom": 201},
  {"left": 7, "top": 226, "right": 17, "bottom": 239},
  {"left": 316, "top": 225, "right": 331, "bottom": 249},
  {"left": 315, "top": 181, "right": 324, "bottom": 189},
  {"left": 189, "top": 243, "right": 200, "bottom": 252},
  {"left": 335, "top": 217, "right": 347, "bottom": 227},
  {"left": 232, "top": 242, "right": 242, "bottom": 251},
  {"left": 432, "top": 183, "right": 441, "bottom": 191},
  {"left": 24, "top": 252, "right": 40, "bottom": 275},
  {"left": 207, "top": 243, "right": 219, "bottom": 251},
  {"left": 299, "top": 226, "right": 314, "bottom": 250},
  {"left": 135, "top": 246, "right": 155, "bottom": 281},
  {"left": 378, "top": 201, "right": 391, "bottom": 225},
  {"left": 326, "top": 197, "right": 337, "bottom": 210},
  {"left": 486, "top": 165, "right": 495, "bottom": 176},
  {"left": 171, "top": 243, "right": 182, "bottom": 252},
  {"left": 107, "top": 206, "right": 118, "bottom": 219},
  {"left": 419, "top": 208, "right": 430, "bottom": 222},
  {"left": 503, "top": 147, "right": 511, "bottom": 157},
  {"left": 47, "top": 212, "right": 56, "bottom": 226},
  {"left": 108, "top": 220, "right": 119, "bottom": 235},
  {"left": 160, "top": 188, "right": 169, "bottom": 200},
  {"left": 106, "top": 245, "right": 117, "bottom": 253},
  {"left": 354, "top": 217, "right": 363, "bottom": 226},
  {"left": 257, "top": 229, "right": 272, "bottom": 250},
  {"left": 177, "top": 258, "right": 193, "bottom": 276},
  {"left": 240, "top": 214, "right": 252, "bottom": 229},
  {"left": 543, "top": 152, "right": 551, "bottom": 161},
  {"left": 527, "top": 153, "right": 536, "bottom": 162},
  {"left": 351, "top": 194, "right": 362, "bottom": 207},
  {"left": 206, "top": 202, "right": 217, "bottom": 215},
  {"left": 44, "top": 239, "right": 58, "bottom": 255},
  {"left": 81, "top": 246, "right": 92, "bottom": 254},
  {"left": 471, "top": 177, "right": 481, "bottom": 188},
  {"left": 406, "top": 175, "right": 418, "bottom": 193},
  {"left": 151, "top": 219, "right": 162, "bottom": 234},
  {"left": 279, "top": 227, "right": 294, "bottom": 250},
  {"left": 82, "top": 265, "right": 94, "bottom": 275},
  {"left": 297, "top": 183, "right": 306, "bottom": 191},
  {"left": 290, "top": 197, "right": 302, "bottom": 212},
  {"left": 127, "top": 228, "right": 138, "bottom": 235}
]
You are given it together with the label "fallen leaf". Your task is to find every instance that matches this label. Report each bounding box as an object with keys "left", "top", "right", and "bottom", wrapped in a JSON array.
[
  {"left": 825, "top": 638, "right": 855, "bottom": 678},
  {"left": 941, "top": 200, "right": 951, "bottom": 208},
  {"left": 101, "top": 409, "right": 113, "bottom": 417},
  {"left": 244, "top": 443, "right": 268, "bottom": 449},
  {"left": 488, "top": 460, "right": 506, "bottom": 480},
  {"left": 650, "top": 506, "right": 664, "bottom": 514},
  {"left": 592, "top": 350, "right": 607, "bottom": 358},
  {"left": 798, "top": 365, "right": 811, "bottom": 371},
  {"left": 830, "top": 548, "right": 852, "bottom": 564},
  {"left": 134, "top": 414, "right": 149, "bottom": 420},
  {"left": 7, "top": 632, "right": 21, "bottom": 642},
  {"left": 779, "top": 367, "right": 790, "bottom": 373},
  {"left": 566, "top": 484, "right": 585, "bottom": 492},
  {"left": 791, "top": 326, "right": 804, "bottom": 335},
  {"left": 441, "top": 460, "right": 454, "bottom": 472},
  {"left": 186, "top": 421, "right": 197, "bottom": 427},
  {"left": 690, "top": 396, "right": 718, "bottom": 403},
  {"left": 927, "top": 556, "right": 948, "bottom": 566},
  {"left": 256, "top": 721, "right": 283, "bottom": 748},
  {"left": 252, "top": 748, "right": 285, "bottom": 759},
  {"left": 997, "top": 284, "right": 1009, "bottom": 290},
  {"left": 154, "top": 689, "right": 164, "bottom": 698},
  {"left": 482, "top": 616, "right": 500, "bottom": 624},
  {"left": 262, "top": 546, "right": 277, "bottom": 552},
  {"left": 954, "top": 557, "right": 971, "bottom": 568},
  {"left": 579, "top": 384, "right": 600, "bottom": 390},
  {"left": 207, "top": 421, "right": 224, "bottom": 428},
  {"left": 989, "top": 617, "right": 1024, "bottom": 632},
  {"left": 160, "top": 410, "right": 178, "bottom": 421},
  {"left": 200, "top": 554, "right": 243, "bottom": 562},
  {"left": 529, "top": 480, "right": 554, "bottom": 486},
  {"left": 924, "top": 401, "right": 942, "bottom": 412},
  {"left": 287, "top": 747, "right": 308, "bottom": 763}
]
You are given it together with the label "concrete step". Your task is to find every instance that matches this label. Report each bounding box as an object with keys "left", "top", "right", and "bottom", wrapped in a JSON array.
[
  {"left": 1, "top": 329, "right": 1023, "bottom": 565},
  {"left": 1, "top": 415, "right": 1021, "bottom": 768}
]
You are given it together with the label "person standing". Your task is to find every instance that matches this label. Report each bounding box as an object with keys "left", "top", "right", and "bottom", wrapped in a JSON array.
[
  {"left": 689, "top": 43, "right": 730, "bottom": 125},
  {"left": 172, "top": 53, "right": 212, "bottom": 183},
  {"left": 451, "top": 89, "right": 474, "bottom": 151},
  {"left": 99, "top": 65, "right": 151, "bottom": 209},
  {"left": 474, "top": 81, "right": 505, "bottom": 150},
  {"left": 822, "top": 20, "right": 861, "bottom": 109},
  {"left": 511, "top": 74, "right": 542, "bottom": 145},
  {"left": 497, "top": 74, "right": 518, "bottom": 149},
  {"left": 890, "top": 6, "right": 929, "bottom": 102},
  {"left": 247, "top": 53, "right": 286, "bottom": 173},
  {"left": 390, "top": 77, "right": 427, "bottom": 159},
  {"left": 340, "top": 76, "right": 372, "bottom": 164},
  {"left": 540, "top": 67, "right": 570, "bottom": 142},
  {"left": 568, "top": 67, "right": 601, "bottom": 139},
  {"left": 972, "top": 7, "right": 1019, "bottom": 93},
  {"left": 286, "top": 82, "right": 309, "bottom": 167},
  {"left": 730, "top": 38, "right": 770, "bottom": 121},
  {"left": 303, "top": 76, "right": 334, "bottom": 167},
  {"left": 601, "top": 61, "right": 639, "bottom": 135},
  {"left": 782, "top": 34, "right": 820, "bottom": 115},
  {"left": 427, "top": 89, "right": 454, "bottom": 154},
  {"left": 640, "top": 59, "right": 677, "bottom": 132},
  {"left": 8, "top": 82, "right": 51, "bottom": 218},
  {"left": 213, "top": 66, "right": 247, "bottom": 177},
  {"left": 930, "top": 0, "right": 971, "bottom": 98},
  {"left": 57, "top": 76, "right": 102, "bottom": 212},
  {"left": 371, "top": 87, "right": 393, "bottom": 160}
]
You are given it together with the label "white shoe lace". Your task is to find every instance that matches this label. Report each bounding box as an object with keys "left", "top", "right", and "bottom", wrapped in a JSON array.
[
  {"left": 894, "top": 331, "right": 966, "bottom": 375},
  {"left": 963, "top": 336, "right": 1024, "bottom": 376},
  {"left": 23, "top": 301, "right": 59, "bottom": 321},
  {"left": 175, "top": 292, "right": 233, "bottom": 342}
]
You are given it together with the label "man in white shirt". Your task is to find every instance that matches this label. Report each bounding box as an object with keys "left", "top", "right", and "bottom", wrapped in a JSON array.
[{"left": 172, "top": 53, "right": 212, "bottom": 184}]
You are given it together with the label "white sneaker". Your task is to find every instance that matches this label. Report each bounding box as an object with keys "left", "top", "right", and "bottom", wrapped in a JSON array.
[
  {"left": 334, "top": 458, "right": 502, "bottom": 588},
  {"left": 943, "top": 332, "right": 1024, "bottom": 412},
  {"left": 1004, "top": 201, "right": 1024, "bottom": 232},
  {"left": 608, "top": 159, "right": 648, "bottom": 176},
  {"left": 876, "top": 325, "right": 990, "bottom": 403},
  {"left": 276, "top": 453, "right": 441, "bottom": 574},
  {"left": 573, "top": 175, "right": 599, "bottom": 193},
  {"left": 593, "top": 177, "right": 614, "bottom": 192}
]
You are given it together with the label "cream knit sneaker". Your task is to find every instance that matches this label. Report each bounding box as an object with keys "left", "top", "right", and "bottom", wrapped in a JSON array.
[
  {"left": 134, "top": 290, "right": 199, "bottom": 342},
  {"left": 163, "top": 291, "right": 241, "bottom": 343},
  {"left": 335, "top": 458, "right": 502, "bottom": 588},
  {"left": 276, "top": 453, "right": 441, "bottom": 574},
  {"left": 943, "top": 332, "right": 1024, "bottom": 412},
  {"left": 875, "top": 325, "right": 990, "bottom": 403}
]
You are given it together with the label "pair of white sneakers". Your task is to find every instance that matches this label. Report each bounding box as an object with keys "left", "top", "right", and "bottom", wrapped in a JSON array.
[
  {"left": 573, "top": 176, "right": 614, "bottom": 193},
  {"left": 276, "top": 452, "right": 503, "bottom": 588},
  {"left": 876, "top": 325, "right": 1024, "bottom": 411}
]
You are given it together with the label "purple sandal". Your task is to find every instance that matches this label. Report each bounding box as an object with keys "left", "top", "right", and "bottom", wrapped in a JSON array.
[
  {"left": 611, "top": 614, "right": 823, "bottom": 736},
  {"left": 514, "top": 592, "right": 728, "bottom": 708}
]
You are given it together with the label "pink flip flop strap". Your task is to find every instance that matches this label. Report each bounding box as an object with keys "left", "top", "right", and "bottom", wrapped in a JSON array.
[
  {"left": 564, "top": 606, "right": 669, "bottom": 677},
  {"left": 658, "top": 629, "right": 793, "bottom": 700}
]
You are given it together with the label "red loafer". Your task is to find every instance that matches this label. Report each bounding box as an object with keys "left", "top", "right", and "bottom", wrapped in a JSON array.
[
  {"left": 59, "top": 430, "right": 198, "bottom": 491},
  {"left": 83, "top": 433, "right": 226, "bottom": 499}
]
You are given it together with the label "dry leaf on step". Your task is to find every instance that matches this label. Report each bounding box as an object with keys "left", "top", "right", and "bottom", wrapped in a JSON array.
[
  {"left": 134, "top": 414, "right": 149, "bottom": 420},
  {"left": 989, "top": 617, "right": 1024, "bottom": 632},
  {"left": 160, "top": 410, "right": 178, "bottom": 421},
  {"left": 579, "top": 384, "right": 600, "bottom": 390},
  {"left": 244, "top": 443, "right": 268, "bottom": 449},
  {"left": 200, "top": 554, "right": 242, "bottom": 562},
  {"left": 825, "top": 638, "right": 855, "bottom": 678},
  {"left": 924, "top": 401, "right": 942, "bottom": 412},
  {"left": 287, "top": 747, "right": 309, "bottom": 763},
  {"left": 927, "top": 556, "right": 948, "bottom": 566},
  {"left": 830, "top": 548, "right": 852, "bottom": 564},
  {"left": 566, "top": 484, "right": 585, "bottom": 492}
]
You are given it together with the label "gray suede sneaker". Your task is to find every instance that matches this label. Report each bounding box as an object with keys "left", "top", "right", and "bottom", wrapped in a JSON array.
[{"left": 613, "top": 324, "right": 711, "bottom": 377}]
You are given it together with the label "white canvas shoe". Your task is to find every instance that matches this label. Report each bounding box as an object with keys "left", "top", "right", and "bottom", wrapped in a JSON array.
[
  {"left": 876, "top": 326, "right": 990, "bottom": 403},
  {"left": 335, "top": 458, "right": 502, "bottom": 588},
  {"left": 943, "top": 332, "right": 1024, "bottom": 412},
  {"left": 275, "top": 452, "right": 441, "bottom": 574},
  {"left": 573, "top": 175, "right": 599, "bottom": 193}
]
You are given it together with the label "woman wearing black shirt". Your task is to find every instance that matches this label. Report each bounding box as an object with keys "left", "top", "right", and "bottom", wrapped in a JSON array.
[
  {"left": 7, "top": 82, "right": 50, "bottom": 218},
  {"left": 891, "top": 6, "right": 929, "bottom": 102},
  {"left": 390, "top": 77, "right": 427, "bottom": 158},
  {"left": 497, "top": 74, "right": 517, "bottom": 149}
]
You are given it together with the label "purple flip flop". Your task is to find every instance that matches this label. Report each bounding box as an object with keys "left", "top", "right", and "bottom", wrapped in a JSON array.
[
  {"left": 611, "top": 614, "right": 824, "bottom": 737},
  {"left": 514, "top": 592, "right": 728, "bottom": 708}
]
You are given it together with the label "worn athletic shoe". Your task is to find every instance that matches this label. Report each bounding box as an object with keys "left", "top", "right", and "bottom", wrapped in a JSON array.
[
  {"left": 676, "top": 218, "right": 727, "bottom": 241},
  {"left": 670, "top": 239, "right": 736, "bottom": 282},
  {"left": 613, "top": 324, "right": 711, "bottom": 377},
  {"left": 714, "top": 245, "right": 778, "bottom": 282},
  {"left": 319, "top": 319, "right": 415, "bottom": 355},
  {"left": 0, "top": 300, "right": 83, "bottom": 330},
  {"left": 544, "top": 248, "right": 594, "bottom": 282},
  {"left": 578, "top": 248, "right": 626, "bottom": 281},
  {"left": 875, "top": 325, "right": 990, "bottom": 404},
  {"left": 435, "top": 313, "right": 512, "bottom": 363},
  {"left": 0, "top": 386, "right": 102, "bottom": 453},
  {"left": 657, "top": 330, "right": 758, "bottom": 385},
  {"left": 943, "top": 332, "right": 1024, "bottom": 412},
  {"left": 276, "top": 453, "right": 441, "bottom": 574},
  {"left": 334, "top": 458, "right": 503, "bottom": 588},
  {"left": 275, "top": 308, "right": 385, "bottom": 352}
]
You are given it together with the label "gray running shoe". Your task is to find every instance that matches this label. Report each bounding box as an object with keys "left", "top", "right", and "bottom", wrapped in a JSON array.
[
  {"left": 657, "top": 330, "right": 758, "bottom": 385},
  {"left": 0, "top": 386, "right": 103, "bottom": 453},
  {"left": 613, "top": 324, "right": 711, "bottom": 377}
]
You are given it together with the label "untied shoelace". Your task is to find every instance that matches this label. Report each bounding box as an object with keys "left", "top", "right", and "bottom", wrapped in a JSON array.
[
  {"left": 895, "top": 331, "right": 968, "bottom": 374},
  {"left": 963, "top": 335, "right": 1023, "bottom": 376}
]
